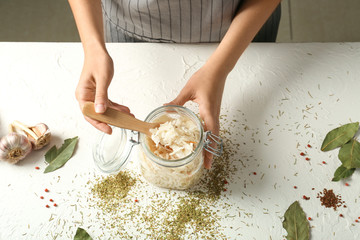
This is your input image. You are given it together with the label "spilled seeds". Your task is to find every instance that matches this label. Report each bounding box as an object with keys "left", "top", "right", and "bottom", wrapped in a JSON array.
[{"left": 87, "top": 113, "right": 239, "bottom": 239}]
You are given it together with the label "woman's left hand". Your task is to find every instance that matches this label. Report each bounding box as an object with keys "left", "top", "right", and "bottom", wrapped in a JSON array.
[{"left": 167, "top": 65, "right": 227, "bottom": 169}]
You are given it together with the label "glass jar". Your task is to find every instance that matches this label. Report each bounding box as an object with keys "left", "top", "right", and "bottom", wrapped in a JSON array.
[{"left": 93, "top": 105, "right": 223, "bottom": 190}]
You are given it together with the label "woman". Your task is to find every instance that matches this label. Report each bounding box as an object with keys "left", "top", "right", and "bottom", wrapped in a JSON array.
[{"left": 68, "top": 0, "right": 281, "bottom": 169}]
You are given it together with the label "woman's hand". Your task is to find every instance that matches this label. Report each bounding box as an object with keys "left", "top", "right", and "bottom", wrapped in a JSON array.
[
  {"left": 168, "top": 65, "right": 227, "bottom": 169},
  {"left": 69, "top": 0, "right": 133, "bottom": 134},
  {"left": 75, "top": 48, "right": 132, "bottom": 134}
]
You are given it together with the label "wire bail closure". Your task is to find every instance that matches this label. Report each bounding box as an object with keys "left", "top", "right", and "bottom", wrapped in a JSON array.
[
  {"left": 130, "top": 130, "right": 140, "bottom": 145},
  {"left": 204, "top": 131, "right": 223, "bottom": 157}
]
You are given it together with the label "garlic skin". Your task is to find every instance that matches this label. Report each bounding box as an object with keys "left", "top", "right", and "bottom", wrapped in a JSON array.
[
  {"left": 0, "top": 132, "right": 32, "bottom": 164},
  {"left": 12, "top": 121, "right": 51, "bottom": 150},
  {"left": 28, "top": 123, "right": 51, "bottom": 150}
]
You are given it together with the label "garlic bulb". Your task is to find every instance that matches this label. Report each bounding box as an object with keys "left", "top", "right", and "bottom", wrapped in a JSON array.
[
  {"left": 0, "top": 132, "right": 32, "bottom": 164},
  {"left": 27, "top": 123, "right": 51, "bottom": 150},
  {"left": 12, "top": 121, "right": 51, "bottom": 150}
]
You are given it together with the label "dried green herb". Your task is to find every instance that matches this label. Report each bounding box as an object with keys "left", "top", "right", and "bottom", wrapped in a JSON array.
[
  {"left": 338, "top": 139, "right": 360, "bottom": 169},
  {"left": 332, "top": 165, "right": 356, "bottom": 182},
  {"left": 44, "top": 136, "right": 79, "bottom": 173},
  {"left": 282, "top": 201, "right": 310, "bottom": 240},
  {"left": 160, "top": 195, "right": 216, "bottom": 239},
  {"left": 91, "top": 171, "right": 137, "bottom": 213},
  {"left": 86, "top": 112, "right": 239, "bottom": 239},
  {"left": 321, "top": 122, "right": 359, "bottom": 152},
  {"left": 73, "top": 227, "right": 93, "bottom": 240}
]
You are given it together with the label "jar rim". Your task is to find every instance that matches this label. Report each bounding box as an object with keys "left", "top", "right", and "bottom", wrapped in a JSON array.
[{"left": 140, "top": 105, "right": 204, "bottom": 167}]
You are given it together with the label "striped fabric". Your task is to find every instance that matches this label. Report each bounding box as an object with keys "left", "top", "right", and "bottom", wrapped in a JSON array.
[{"left": 102, "top": 0, "right": 243, "bottom": 43}]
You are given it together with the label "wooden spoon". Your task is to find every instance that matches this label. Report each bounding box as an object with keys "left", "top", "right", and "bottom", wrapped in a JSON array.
[{"left": 82, "top": 102, "right": 160, "bottom": 136}]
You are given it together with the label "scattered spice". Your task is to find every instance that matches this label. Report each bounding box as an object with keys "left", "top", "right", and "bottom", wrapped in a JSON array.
[
  {"left": 300, "top": 152, "right": 306, "bottom": 156},
  {"left": 53, "top": 203, "right": 57, "bottom": 207},
  {"left": 86, "top": 113, "right": 239, "bottom": 239},
  {"left": 302, "top": 195, "right": 310, "bottom": 200},
  {"left": 91, "top": 171, "right": 137, "bottom": 213},
  {"left": 49, "top": 199, "right": 54, "bottom": 202},
  {"left": 35, "top": 167, "right": 40, "bottom": 170},
  {"left": 322, "top": 161, "right": 326, "bottom": 164},
  {"left": 345, "top": 183, "right": 349, "bottom": 186},
  {"left": 134, "top": 199, "right": 138, "bottom": 202},
  {"left": 317, "top": 188, "right": 345, "bottom": 210},
  {"left": 308, "top": 217, "right": 312, "bottom": 221},
  {"left": 305, "top": 157, "right": 310, "bottom": 161},
  {"left": 40, "top": 196, "right": 44, "bottom": 199},
  {"left": 307, "top": 144, "right": 312, "bottom": 148},
  {"left": 196, "top": 141, "right": 237, "bottom": 200},
  {"left": 45, "top": 205, "right": 50, "bottom": 208},
  {"left": 45, "top": 188, "right": 49, "bottom": 192},
  {"left": 158, "top": 195, "right": 219, "bottom": 239},
  {"left": 294, "top": 186, "right": 297, "bottom": 189},
  {"left": 253, "top": 172, "right": 257, "bottom": 175},
  {"left": 339, "top": 214, "right": 344, "bottom": 217}
]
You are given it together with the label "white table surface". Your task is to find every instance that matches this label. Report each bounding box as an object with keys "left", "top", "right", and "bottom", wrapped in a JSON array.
[{"left": 1, "top": 42, "right": 360, "bottom": 240}]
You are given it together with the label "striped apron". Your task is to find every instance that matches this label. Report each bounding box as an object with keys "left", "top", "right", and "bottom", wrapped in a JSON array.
[{"left": 101, "top": 0, "right": 281, "bottom": 43}]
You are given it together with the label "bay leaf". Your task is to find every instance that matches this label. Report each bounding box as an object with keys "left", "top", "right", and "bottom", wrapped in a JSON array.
[
  {"left": 282, "top": 201, "right": 310, "bottom": 240},
  {"left": 74, "top": 227, "right": 93, "bottom": 240},
  {"left": 44, "top": 136, "right": 79, "bottom": 173},
  {"left": 338, "top": 139, "right": 360, "bottom": 169},
  {"left": 332, "top": 165, "right": 356, "bottom": 182},
  {"left": 45, "top": 145, "right": 57, "bottom": 163},
  {"left": 321, "top": 122, "right": 359, "bottom": 152}
]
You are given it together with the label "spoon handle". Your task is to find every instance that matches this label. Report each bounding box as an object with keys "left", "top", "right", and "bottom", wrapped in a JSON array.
[{"left": 82, "top": 102, "right": 157, "bottom": 135}]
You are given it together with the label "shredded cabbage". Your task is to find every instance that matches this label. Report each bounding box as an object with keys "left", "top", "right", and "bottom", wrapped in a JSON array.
[
  {"left": 139, "top": 114, "right": 203, "bottom": 190},
  {"left": 149, "top": 117, "right": 199, "bottom": 160}
]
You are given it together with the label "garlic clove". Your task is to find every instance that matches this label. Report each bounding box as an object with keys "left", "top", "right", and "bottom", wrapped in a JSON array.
[
  {"left": 11, "top": 121, "right": 51, "bottom": 150},
  {"left": 0, "top": 132, "right": 32, "bottom": 164},
  {"left": 28, "top": 123, "right": 51, "bottom": 150}
]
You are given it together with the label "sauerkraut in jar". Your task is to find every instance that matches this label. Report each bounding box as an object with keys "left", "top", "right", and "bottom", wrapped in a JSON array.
[{"left": 139, "top": 105, "right": 205, "bottom": 190}]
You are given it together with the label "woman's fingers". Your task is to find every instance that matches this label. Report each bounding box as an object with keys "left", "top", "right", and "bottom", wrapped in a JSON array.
[
  {"left": 85, "top": 116, "right": 112, "bottom": 134},
  {"left": 79, "top": 98, "right": 133, "bottom": 134},
  {"left": 167, "top": 88, "right": 192, "bottom": 106},
  {"left": 94, "top": 79, "right": 109, "bottom": 113},
  {"left": 108, "top": 100, "right": 134, "bottom": 117},
  {"left": 200, "top": 107, "right": 220, "bottom": 169}
]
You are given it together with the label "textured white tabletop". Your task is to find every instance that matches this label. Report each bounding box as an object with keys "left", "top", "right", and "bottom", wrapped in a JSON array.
[{"left": 1, "top": 42, "right": 360, "bottom": 239}]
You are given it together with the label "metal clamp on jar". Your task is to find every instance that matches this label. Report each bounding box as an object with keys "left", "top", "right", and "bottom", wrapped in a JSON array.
[{"left": 92, "top": 105, "right": 223, "bottom": 190}]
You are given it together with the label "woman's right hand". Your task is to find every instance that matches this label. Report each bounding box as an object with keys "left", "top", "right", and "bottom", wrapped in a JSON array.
[{"left": 75, "top": 48, "right": 132, "bottom": 134}]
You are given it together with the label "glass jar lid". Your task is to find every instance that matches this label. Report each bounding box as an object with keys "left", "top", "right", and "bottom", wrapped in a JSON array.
[{"left": 92, "top": 127, "right": 138, "bottom": 173}]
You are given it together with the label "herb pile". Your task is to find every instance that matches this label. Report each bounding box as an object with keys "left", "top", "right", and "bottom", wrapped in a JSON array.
[
  {"left": 87, "top": 114, "right": 238, "bottom": 239},
  {"left": 91, "top": 171, "right": 137, "bottom": 213},
  {"left": 316, "top": 188, "right": 345, "bottom": 210}
]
